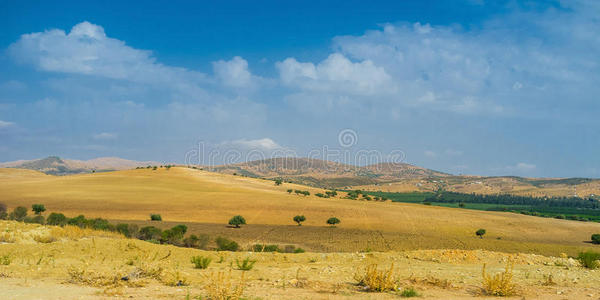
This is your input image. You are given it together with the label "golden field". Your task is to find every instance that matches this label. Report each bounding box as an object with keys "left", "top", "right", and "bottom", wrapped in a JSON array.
[
  {"left": 0, "top": 167, "right": 599, "bottom": 256},
  {"left": 0, "top": 221, "right": 599, "bottom": 299}
]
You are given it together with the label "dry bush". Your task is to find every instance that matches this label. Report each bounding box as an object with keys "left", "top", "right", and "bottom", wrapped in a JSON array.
[
  {"left": 204, "top": 270, "right": 246, "bottom": 300},
  {"left": 354, "top": 263, "right": 398, "bottom": 292},
  {"left": 0, "top": 231, "right": 15, "bottom": 243},
  {"left": 161, "top": 268, "right": 189, "bottom": 287},
  {"left": 33, "top": 233, "right": 56, "bottom": 243},
  {"left": 50, "top": 225, "right": 123, "bottom": 241},
  {"left": 408, "top": 275, "right": 453, "bottom": 289},
  {"left": 67, "top": 267, "right": 122, "bottom": 287},
  {"left": 0, "top": 254, "right": 11, "bottom": 265},
  {"left": 482, "top": 261, "right": 516, "bottom": 296}
]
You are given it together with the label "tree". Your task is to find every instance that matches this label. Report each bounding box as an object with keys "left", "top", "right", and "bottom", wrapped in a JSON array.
[
  {"left": 326, "top": 217, "right": 340, "bottom": 227},
  {"left": 476, "top": 229, "right": 486, "bottom": 239},
  {"left": 46, "top": 212, "right": 67, "bottom": 226},
  {"left": 293, "top": 215, "right": 306, "bottom": 226},
  {"left": 287, "top": 189, "right": 293, "bottom": 194},
  {"left": 275, "top": 179, "right": 282, "bottom": 186},
  {"left": 592, "top": 234, "right": 600, "bottom": 245},
  {"left": 228, "top": 215, "right": 246, "bottom": 228},
  {"left": 138, "top": 226, "right": 162, "bottom": 241},
  {"left": 150, "top": 214, "right": 162, "bottom": 221},
  {"left": 32, "top": 204, "right": 46, "bottom": 215},
  {"left": 10, "top": 206, "right": 27, "bottom": 221}
]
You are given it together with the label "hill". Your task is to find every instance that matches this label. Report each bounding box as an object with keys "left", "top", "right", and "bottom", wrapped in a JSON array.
[
  {"left": 0, "top": 167, "right": 598, "bottom": 256},
  {"left": 0, "top": 156, "right": 161, "bottom": 175},
  {"left": 208, "top": 157, "right": 448, "bottom": 188}
]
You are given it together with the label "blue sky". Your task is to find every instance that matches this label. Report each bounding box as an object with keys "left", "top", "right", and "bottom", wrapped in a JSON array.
[{"left": 0, "top": 0, "right": 599, "bottom": 177}]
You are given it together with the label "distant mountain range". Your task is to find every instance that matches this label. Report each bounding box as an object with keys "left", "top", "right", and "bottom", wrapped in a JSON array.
[{"left": 0, "top": 156, "right": 161, "bottom": 175}]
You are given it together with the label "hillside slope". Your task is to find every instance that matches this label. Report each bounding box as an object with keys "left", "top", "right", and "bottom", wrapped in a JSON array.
[
  {"left": 0, "top": 156, "right": 161, "bottom": 175},
  {"left": 0, "top": 167, "right": 598, "bottom": 255}
]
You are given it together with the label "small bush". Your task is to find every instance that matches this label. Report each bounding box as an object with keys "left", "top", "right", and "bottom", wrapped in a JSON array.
[
  {"left": 293, "top": 215, "right": 306, "bottom": 226},
  {"left": 29, "top": 215, "right": 45, "bottom": 224},
  {"left": 116, "top": 223, "right": 131, "bottom": 237},
  {"left": 68, "top": 215, "right": 87, "bottom": 228},
  {"left": 150, "top": 214, "right": 162, "bottom": 221},
  {"left": 286, "top": 189, "right": 293, "bottom": 194},
  {"left": 327, "top": 217, "right": 340, "bottom": 226},
  {"left": 10, "top": 206, "right": 27, "bottom": 221},
  {"left": 228, "top": 215, "right": 246, "bottom": 228},
  {"left": 161, "top": 224, "right": 188, "bottom": 245},
  {"left": 183, "top": 234, "right": 210, "bottom": 249},
  {"left": 591, "top": 234, "right": 600, "bottom": 245},
  {"left": 293, "top": 248, "right": 306, "bottom": 253},
  {"left": 282, "top": 245, "right": 297, "bottom": 253},
  {"left": 0, "top": 255, "right": 11, "bottom": 265},
  {"left": 0, "top": 202, "right": 7, "bottom": 220},
  {"left": 263, "top": 244, "right": 280, "bottom": 252},
  {"left": 252, "top": 244, "right": 265, "bottom": 252},
  {"left": 191, "top": 255, "right": 212, "bottom": 269},
  {"left": 482, "top": 261, "right": 516, "bottom": 296},
  {"left": 46, "top": 212, "right": 67, "bottom": 226},
  {"left": 216, "top": 237, "right": 239, "bottom": 251},
  {"left": 236, "top": 257, "right": 256, "bottom": 271},
  {"left": 32, "top": 204, "right": 46, "bottom": 215},
  {"left": 577, "top": 251, "right": 600, "bottom": 269},
  {"left": 476, "top": 229, "right": 486, "bottom": 238},
  {"left": 400, "top": 287, "right": 419, "bottom": 297},
  {"left": 354, "top": 264, "right": 398, "bottom": 292},
  {"left": 138, "top": 226, "right": 162, "bottom": 241}
]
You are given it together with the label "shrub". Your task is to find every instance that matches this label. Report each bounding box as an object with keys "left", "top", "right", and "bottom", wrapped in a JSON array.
[
  {"left": 326, "top": 217, "right": 340, "bottom": 226},
  {"left": 0, "top": 202, "right": 7, "bottom": 220},
  {"left": 46, "top": 212, "right": 67, "bottom": 226},
  {"left": 282, "top": 245, "right": 296, "bottom": 253},
  {"left": 263, "top": 245, "right": 279, "bottom": 252},
  {"left": 293, "top": 215, "right": 306, "bottom": 226},
  {"left": 400, "top": 287, "right": 419, "bottom": 297},
  {"left": 10, "top": 206, "right": 27, "bottom": 221},
  {"left": 476, "top": 229, "right": 486, "bottom": 239},
  {"left": 150, "top": 214, "right": 162, "bottom": 221},
  {"left": 183, "top": 234, "right": 210, "bottom": 249},
  {"left": 31, "top": 204, "right": 46, "bottom": 215},
  {"left": 161, "top": 224, "right": 188, "bottom": 244},
  {"left": 482, "top": 261, "right": 516, "bottom": 296},
  {"left": 287, "top": 189, "right": 293, "bottom": 194},
  {"left": 236, "top": 257, "right": 256, "bottom": 271},
  {"left": 205, "top": 270, "right": 245, "bottom": 300},
  {"left": 138, "top": 226, "right": 162, "bottom": 241},
  {"left": 274, "top": 179, "right": 282, "bottom": 186},
  {"left": 577, "top": 251, "right": 600, "bottom": 269},
  {"left": 87, "top": 218, "right": 113, "bottom": 231},
  {"left": 216, "top": 237, "right": 239, "bottom": 251},
  {"left": 293, "top": 248, "right": 306, "bottom": 253},
  {"left": 252, "top": 244, "right": 265, "bottom": 252},
  {"left": 30, "top": 215, "right": 45, "bottom": 224},
  {"left": 67, "top": 215, "right": 87, "bottom": 228},
  {"left": 228, "top": 215, "right": 246, "bottom": 228},
  {"left": 0, "top": 255, "right": 11, "bottom": 265},
  {"left": 191, "top": 255, "right": 212, "bottom": 269},
  {"left": 325, "top": 190, "right": 337, "bottom": 197},
  {"left": 354, "top": 264, "right": 398, "bottom": 292},
  {"left": 591, "top": 234, "right": 600, "bottom": 245},
  {"left": 116, "top": 223, "right": 131, "bottom": 237}
]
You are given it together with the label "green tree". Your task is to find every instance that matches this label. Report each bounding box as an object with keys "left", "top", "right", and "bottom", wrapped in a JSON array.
[
  {"left": 274, "top": 179, "right": 282, "bottom": 186},
  {"left": 293, "top": 215, "right": 306, "bottom": 226},
  {"left": 138, "top": 226, "right": 162, "bottom": 241},
  {"left": 326, "top": 217, "right": 340, "bottom": 227},
  {"left": 287, "top": 189, "right": 293, "bottom": 194},
  {"left": 228, "top": 215, "right": 246, "bottom": 228},
  {"left": 476, "top": 229, "right": 486, "bottom": 239},
  {"left": 150, "top": 214, "right": 162, "bottom": 221},
  {"left": 216, "top": 237, "right": 239, "bottom": 251},
  {"left": 31, "top": 204, "right": 46, "bottom": 215}
]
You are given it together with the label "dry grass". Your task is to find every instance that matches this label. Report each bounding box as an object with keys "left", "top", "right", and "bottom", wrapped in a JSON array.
[
  {"left": 204, "top": 270, "right": 245, "bottom": 300},
  {"left": 1, "top": 168, "right": 597, "bottom": 256},
  {"left": 481, "top": 261, "right": 516, "bottom": 296},
  {"left": 354, "top": 263, "right": 398, "bottom": 292}
]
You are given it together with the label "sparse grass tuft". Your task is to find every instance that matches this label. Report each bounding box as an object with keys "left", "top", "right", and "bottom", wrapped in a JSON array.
[
  {"left": 191, "top": 255, "right": 212, "bottom": 269},
  {"left": 235, "top": 257, "right": 256, "bottom": 271},
  {"left": 354, "top": 264, "right": 398, "bottom": 292},
  {"left": 204, "top": 270, "right": 245, "bottom": 300},
  {"left": 33, "top": 233, "right": 56, "bottom": 243},
  {"left": 400, "top": 287, "right": 419, "bottom": 297},
  {"left": 481, "top": 261, "right": 516, "bottom": 296},
  {"left": 0, "top": 255, "right": 11, "bottom": 265},
  {"left": 577, "top": 251, "right": 600, "bottom": 269}
]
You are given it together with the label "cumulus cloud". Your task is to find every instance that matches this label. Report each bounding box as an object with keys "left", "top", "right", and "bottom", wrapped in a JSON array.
[
  {"left": 93, "top": 132, "right": 117, "bottom": 140},
  {"left": 277, "top": 53, "right": 394, "bottom": 95},
  {"left": 213, "top": 56, "right": 257, "bottom": 88}
]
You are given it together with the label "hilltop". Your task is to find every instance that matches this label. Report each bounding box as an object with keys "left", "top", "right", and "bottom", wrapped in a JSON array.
[{"left": 0, "top": 156, "right": 161, "bottom": 175}]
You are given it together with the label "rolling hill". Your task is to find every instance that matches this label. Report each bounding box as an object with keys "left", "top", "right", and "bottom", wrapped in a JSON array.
[
  {"left": 0, "top": 166, "right": 598, "bottom": 256},
  {"left": 0, "top": 156, "right": 161, "bottom": 175}
]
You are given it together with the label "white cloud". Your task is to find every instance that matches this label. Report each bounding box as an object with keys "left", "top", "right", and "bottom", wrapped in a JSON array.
[
  {"left": 0, "top": 120, "right": 14, "bottom": 129},
  {"left": 445, "top": 149, "right": 463, "bottom": 156},
  {"left": 93, "top": 132, "right": 117, "bottom": 140},
  {"left": 515, "top": 162, "right": 536, "bottom": 172},
  {"left": 276, "top": 53, "right": 394, "bottom": 95},
  {"left": 213, "top": 56, "right": 257, "bottom": 88},
  {"left": 227, "top": 138, "right": 283, "bottom": 151}
]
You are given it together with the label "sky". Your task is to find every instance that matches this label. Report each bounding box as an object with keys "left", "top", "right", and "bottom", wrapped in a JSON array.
[{"left": 0, "top": 0, "right": 599, "bottom": 177}]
